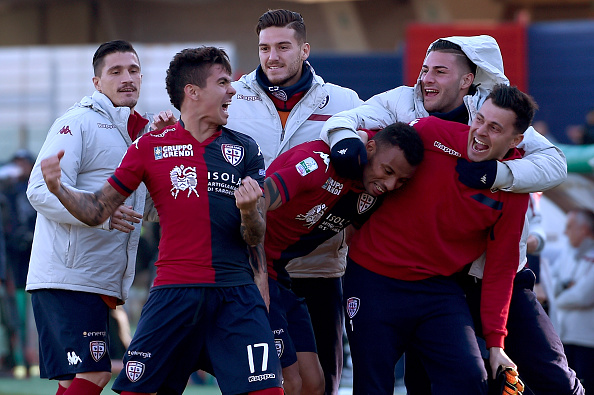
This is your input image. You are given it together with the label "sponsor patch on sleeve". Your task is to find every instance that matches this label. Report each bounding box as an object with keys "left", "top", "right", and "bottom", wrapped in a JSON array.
[{"left": 295, "top": 157, "right": 318, "bottom": 176}]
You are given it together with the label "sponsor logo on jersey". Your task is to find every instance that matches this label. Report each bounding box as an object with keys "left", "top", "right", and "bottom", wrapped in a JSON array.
[
  {"left": 274, "top": 339, "right": 284, "bottom": 358},
  {"left": 236, "top": 94, "right": 261, "bottom": 102},
  {"left": 97, "top": 123, "right": 117, "bottom": 129},
  {"left": 357, "top": 193, "right": 376, "bottom": 214},
  {"left": 295, "top": 157, "right": 318, "bottom": 176},
  {"left": 127, "top": 350, "right": 152, "bottom": 359},
  {"left": 222, "top": 144, "right": 244, "bottom": 166},
  {"left": 322, "top": 177, "right": 344, "bottom": 196},
  {"left": 67, "top": 351, "right": 82, "bottom": 366},
  {"left": 433, "top": 141, "right": 461, "bottom": 157},
  {"left": 313, "top": 151, "right": 330, "bottom": 171},
  {"left": 59, "top": 125, "right": 72, "bottom": 135},
  {"left": 207, "top": 171, "right": 242, "bottom": 196},
  {"left": 170, "top": 164, "right": 199, "bottom": 198},
  {"left": 346, "top": 297, "right": 360, "bottom": 319},
  {"left": 272, "top": 328, "right": 284, "bottom": 335},
  {"left": 318, "top": 213, "right": 348, "bottom": 233},
  {"left": 296, "top": 203, "right": 327, "bottom": 228},
  {"left": 126, "top": 361, "right": 145, "bottom": 382},
  {"left": 90, "top": 341, "right": 106, "bottom": 362},
  {"left": 154, "top": 144, "right": 193, "bottom": 160}
]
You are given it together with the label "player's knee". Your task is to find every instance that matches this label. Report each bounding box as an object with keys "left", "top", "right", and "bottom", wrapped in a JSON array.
[
  {"left": 77, "top": 371, "right": 112, "bottom": 388},
  {"left": 281, "top": 371, "right": 302, "bottom": 395}
]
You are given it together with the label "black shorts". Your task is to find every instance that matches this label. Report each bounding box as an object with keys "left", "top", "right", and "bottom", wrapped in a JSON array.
[
  {"left": 268, "top": 278, "right": 317, "bottom": 368},
  {"left": 31, "top": 289, "right": 111, "bottom": 380},
  {"left": 112, "top": 285, "right": 283, "bottom": 395}
]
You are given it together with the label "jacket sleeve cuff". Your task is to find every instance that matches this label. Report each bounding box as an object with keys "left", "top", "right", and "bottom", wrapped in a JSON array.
[
  {"left": 491, "top": 161, "right": 514, "bottom": 191},
  {"left": 327, "top": 128, "right": 359, "bottom": 148}
]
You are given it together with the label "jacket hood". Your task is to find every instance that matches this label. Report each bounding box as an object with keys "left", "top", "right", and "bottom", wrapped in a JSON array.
[{"left": 425, "top": 35, "right": 509, "bottom": 91}]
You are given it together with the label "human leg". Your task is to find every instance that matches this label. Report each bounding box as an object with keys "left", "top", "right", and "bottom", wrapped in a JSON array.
[{"left": 291, "top": 277, "right": 343, "bottom": 395}]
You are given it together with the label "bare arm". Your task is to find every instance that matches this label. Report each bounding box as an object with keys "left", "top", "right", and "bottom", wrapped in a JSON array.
[
  {"left": 248, "top": 243, "right": 270, "bottom": 310},
  {"left": 235, "top": 176, "right": 265, "bottom": 246},
  {"left": 41, "top": 150, "right": 129, "bottom": 226}
]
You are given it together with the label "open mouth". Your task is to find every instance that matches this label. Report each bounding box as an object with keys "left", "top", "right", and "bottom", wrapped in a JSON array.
[
  {"left": 424, "top": 88, "right": 438, "bottom": 97},
  {"left": 222, "top": 101, "right": 231, "bottom": 113},
  {"left": 472, "top": 137, "right": 489, "bottom": 152}
]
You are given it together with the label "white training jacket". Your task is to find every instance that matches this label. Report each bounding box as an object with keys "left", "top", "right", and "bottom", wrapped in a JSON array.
[
  {"left": 321, "top": 35, "right": 567, "bottom": 194},
  {"left": 227, "top": 64, "right": 362, "bottom": 278},
  {"left": 26, "top": 92, "right": 149, "bottom": 302}
]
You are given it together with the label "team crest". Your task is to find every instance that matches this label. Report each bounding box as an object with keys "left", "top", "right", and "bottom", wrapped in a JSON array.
[
  {"left": 346, "top": 297, "right": 360, "bottom": 319},
  {"left": 296, "top": 203, "right": 327, "bottom": 228},
  {"left": 126, "top": 361, "right": 145, "bottom": 382},
  {"left": 221, "top": 144, "right": 244, "bottom": 166},
  {"left": 170, "top": 165, "right": 199, "bottom": 198},
  {"left": 89, "top": 341, "right": 106, "bottom": 362},
  {"left": 357, "top": 193, "right": 376, "bottom": 214},
  {"left": 275, "top": 339, "right": 284, "bottom": 358}
]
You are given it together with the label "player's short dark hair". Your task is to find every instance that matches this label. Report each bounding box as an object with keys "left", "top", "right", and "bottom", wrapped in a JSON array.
[
  {"left": 486, "top": 84, "right": 538, "bottom": 134},
  {"left": 92, "top": 40, "right": 139, "bottom": 77},
  {"left": 372, "top": 122, "right": 424, "bottom": 167},
  {"left": 256, "top": 9, "right": 306, "bottom": 44},
  {"left": 165, "top": 46, "right": 232, "bottom": 111},
  {"left": 429, "top": 39, "right": 477, "bottom": 76}
]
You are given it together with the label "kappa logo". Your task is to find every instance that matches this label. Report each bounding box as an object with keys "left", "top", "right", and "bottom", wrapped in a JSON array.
[
  {"left": 221, "top": 144, "right": 244, "bottom": 166},
  {"left": 274, "top": 339, "right": 284, "bottom": 358},
  {"left": 337, "top": 148, "right": 348, "bottom": 155},
  {"left": 313, "top": 151, "right": 330, "bottom": 172},
  {"left": 357, "top": 193, "right": 376, "bottom": 214},
  {"left": 295, "top": 157, "right": 318, "bottom": 176},
  {"left": 480, "top": 174, "right": 487, "bottom": 184},
  {"left": 90, "top": 341, "right": 106, "bottom": 362},
  {"left": 126, "top": 361, "right": 145, "bottom": 382},
  {"left": 346, "top": 297, "right": 360, "bottom": 319},
  {"left": 59, "top": 126, "right": 72, "bottom": 135},
  {"left": 170, "top": 164, "right": 199, "bottom": 198},
  {"left": 296, "top": 203, "right": 327, "bottom": 228},
  {"left": 67, "top": 351, "right": 82, "bottom": 366}
]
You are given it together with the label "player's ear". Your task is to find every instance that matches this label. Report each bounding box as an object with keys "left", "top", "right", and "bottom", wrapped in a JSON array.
[
  {"left": 184, "top": 84, "right": 199, "bottom": 101},
  {"left": 366, "top": 139, "right": 376, "bottom": 157},
  {"left": 509, "top": 133, "right": 524, "bottom": 149}
]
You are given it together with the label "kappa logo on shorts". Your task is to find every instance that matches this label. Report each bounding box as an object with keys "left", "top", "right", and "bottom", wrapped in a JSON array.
[
  {"left": 66, "top": 351, "right": 82, "bottom": 366},
  {"left": 221, "top": 144, "right": 244, "bottom": 166},
  {"left": 274, "top": 339, "right": 284, "bottom": 358},
  {"left": 126, "top": 361, "right": 145, "bottom": 382},
  {"left": 89, "top": 340, "right": 106, "bottom": 362},
  {"left": 357, "top": 193, "right": 376, "bottom": 214},
  {"left": 346, "top": 297, "right": 361, "bottom": 319}
]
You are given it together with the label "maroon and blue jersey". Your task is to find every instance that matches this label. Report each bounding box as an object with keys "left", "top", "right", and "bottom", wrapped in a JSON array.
[
  {"left": 265, "top": 140, "right": 381, "bottom": 287},
  {"left": 108, "top": 122, "right": 265, "bottom": 288}
]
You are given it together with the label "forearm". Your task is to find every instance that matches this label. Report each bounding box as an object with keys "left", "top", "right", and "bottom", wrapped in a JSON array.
[
  {"left": 240, "top": 206, "right": 265, "bottom": 246},
  {"left": 53, "top": 182, "right": 124, "bottom": 226}
]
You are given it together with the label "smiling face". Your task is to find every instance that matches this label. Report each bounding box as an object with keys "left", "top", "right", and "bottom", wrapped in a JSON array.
[
  {"left": 419, "top": 51, "right": 473, "bottom": 114},
  {"left": 92, "top": 51, "right": 141, "bottom": 109},
  {"left": 361, "top": 140, "right": 417, "bottom": 197},
  {"left": 467, "top": 99, "right": 524, "bottom": 162},
  {"left": 258, "top": 26, "right": 310, "bottom": 87},
  {"left": 195, "top": 64, "right": 236, "bottom": 127}
]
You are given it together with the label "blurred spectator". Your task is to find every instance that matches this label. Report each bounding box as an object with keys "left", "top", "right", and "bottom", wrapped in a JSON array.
[
  {"left": 533, "top": 120, "right": 559, "bottom": 144},
  {"left": 0, "top": 149, "right": 38, "bottom": 378},
  {"left": 549, "top": 208, "right": 594, "bottom": 391},
  {"left": 525, "top": 193, "right": 548, "bottom": 307},
  {"left": 565, "top": 107, "right": 594, "bottom": 145}
]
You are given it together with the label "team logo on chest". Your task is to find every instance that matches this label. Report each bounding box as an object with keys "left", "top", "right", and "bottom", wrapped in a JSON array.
[
  {"left": 296, "top": 203, "right": 327, "bottom": 228},
  {"left": 221, "top": 144, "right": 244, "bottom": 166},
  {"left": 89, "top": 341, "right": 106, "bottom": 362},
  {"left": 126, "top": 361, "right": 145, "bottom": 382},
  {"left": 170, "top": 164, "right": 199, "bottom": 198},
  {"left": 357, "top": 193, "right": 376, "bottom": 214}
]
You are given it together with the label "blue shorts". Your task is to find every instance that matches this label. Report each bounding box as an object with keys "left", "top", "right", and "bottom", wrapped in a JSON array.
[
  {"left": 268, "top": 278, "right": 317, "bottom": 368},
  {"left": 112, "top": 285, "right": 282, "bottom": 395},
  {"left": 31, "top": 289, "right": 111, "bottom": 380}
]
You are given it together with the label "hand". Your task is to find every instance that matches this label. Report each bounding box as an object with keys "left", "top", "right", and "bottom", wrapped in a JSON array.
[
  {"left": 526, "top": 235, "right": 539, "bottom": 255},
  {"left": 41, "top": 150, "right": 65, "bottom": 194},
  {"left": 456, "top": 158, "right": 497, "bottom": 189},
  {"left": 234, "top": 176, "right": 263, "bottom": 212},
  {"left": 330, "top": 137, "right": 368, "bottom": 179},
  {"left": 488, "top": 347, "right": 516, "bottom": 379},
  {"left": 110, "top": 205, "right": 142, "bottom": 233},
  {"left": 151, "top": 110, "right": 177, "bottom": 130}
]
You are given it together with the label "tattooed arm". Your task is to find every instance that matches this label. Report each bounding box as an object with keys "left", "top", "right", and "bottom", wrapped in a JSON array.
[
  {"left": 41, "top": 149, "right": 132, "bottom": 226},
  {"left": 235, "top": 176, "right": 265, "bottom": 246},
  {"left": 248, "top": 243, "right": 269, "bottom": 310}
]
